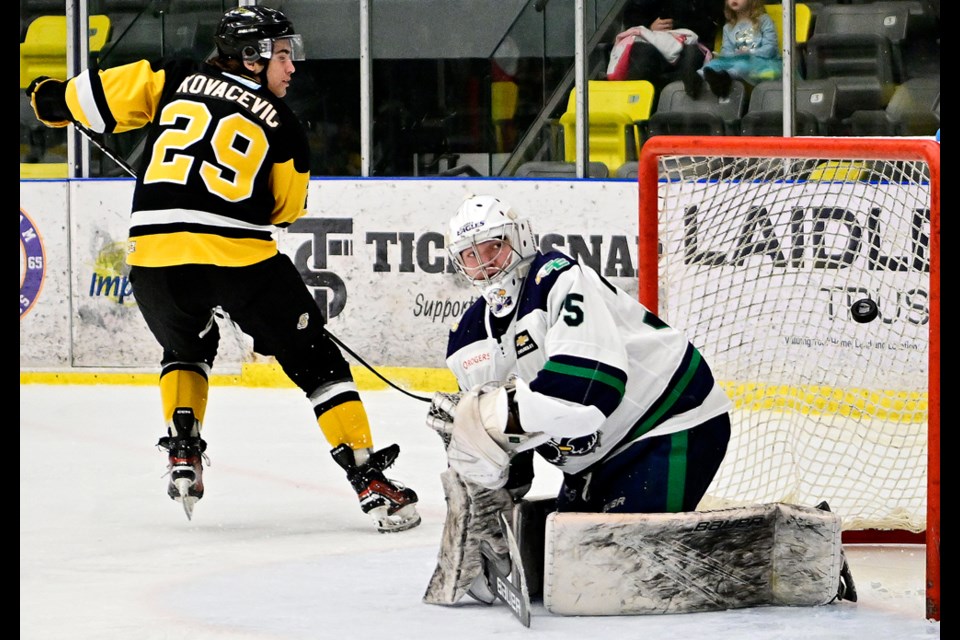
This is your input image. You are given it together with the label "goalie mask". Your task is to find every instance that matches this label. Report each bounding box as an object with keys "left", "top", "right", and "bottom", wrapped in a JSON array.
[
  {"left": 215, "top": 6, "right": 305, "bottom": 63},
  {"left": 447, "top": 195, "right": 537, "bottom": 317}
]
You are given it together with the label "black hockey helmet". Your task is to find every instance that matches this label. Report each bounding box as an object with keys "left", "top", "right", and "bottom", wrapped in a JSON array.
[{"left": 214, "top": 6, "right": 305, "bottom": 63}]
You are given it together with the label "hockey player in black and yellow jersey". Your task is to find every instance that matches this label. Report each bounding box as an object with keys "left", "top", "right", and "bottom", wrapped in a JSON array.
[{"left": 25, "top": 6, "right": 420, "bottom": 532}]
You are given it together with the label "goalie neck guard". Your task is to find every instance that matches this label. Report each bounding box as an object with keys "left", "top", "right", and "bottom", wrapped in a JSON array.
[
  {"left": 215, "top": 6, "right": 305, "bottom": 63},
  {"left": 447, "top": 195, "right": 537, "bottom": 317}
]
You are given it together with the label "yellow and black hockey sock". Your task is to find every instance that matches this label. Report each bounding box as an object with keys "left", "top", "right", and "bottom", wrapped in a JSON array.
[
  {"left": 317, "top": 400, "right": 374, "bottom": 454},
  {"left": 159, "top": 366, "right": 209, "bottom": 432}
]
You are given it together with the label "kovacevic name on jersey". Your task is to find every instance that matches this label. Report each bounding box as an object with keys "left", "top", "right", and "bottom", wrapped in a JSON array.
[{"left": 58, "top": 59, "right": 310, "bottom": 268}]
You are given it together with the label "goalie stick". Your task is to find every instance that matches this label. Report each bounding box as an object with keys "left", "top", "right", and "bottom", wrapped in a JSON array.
[
  {"left": 479, "top": 512, "right": 532, "bottom": 627},
  {"left": 70, "top": 122, "right": 432, "bottom": 405}
]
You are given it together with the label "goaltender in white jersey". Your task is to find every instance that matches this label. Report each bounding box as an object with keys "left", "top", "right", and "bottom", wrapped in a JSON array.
[
  {"left": 424, "top": 196, "right": 856, "bottom": 618},
  {"left": 436, "top": 194, "right": 731, "bottom": 514}
]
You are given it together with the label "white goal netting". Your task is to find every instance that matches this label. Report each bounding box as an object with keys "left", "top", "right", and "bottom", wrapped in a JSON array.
[{"left": 642, "top": 140, "right": 939, "bottom": 533}]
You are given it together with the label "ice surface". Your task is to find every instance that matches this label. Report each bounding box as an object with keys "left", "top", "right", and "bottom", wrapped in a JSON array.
[{"left": 20, "top": 385, "right": 939, "bottom": 639}]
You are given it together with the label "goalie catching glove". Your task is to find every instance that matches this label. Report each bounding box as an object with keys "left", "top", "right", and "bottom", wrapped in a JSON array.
[
  {"left": 442, "top": 381, "right": 549, "bottom": 490},
  {"left": 426, "top": 391, "right": 463, "bottom": 447}
]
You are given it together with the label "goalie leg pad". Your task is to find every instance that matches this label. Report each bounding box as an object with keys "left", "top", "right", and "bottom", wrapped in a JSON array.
[
  {"left": 543, "top": 503, "right": 847, "bottom": 615},
  {"left": 422, "top": 468, "right": 515, "bottom": 605}
]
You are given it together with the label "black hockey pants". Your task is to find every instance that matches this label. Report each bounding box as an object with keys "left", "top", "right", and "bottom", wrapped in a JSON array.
[{"left": 129, "top": 252, "right": 353, "bottom": 396}]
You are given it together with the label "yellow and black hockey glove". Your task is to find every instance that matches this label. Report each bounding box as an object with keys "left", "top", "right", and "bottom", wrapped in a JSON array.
[{"left": 25, "top": 76, "right": 74, "bottom": 128}]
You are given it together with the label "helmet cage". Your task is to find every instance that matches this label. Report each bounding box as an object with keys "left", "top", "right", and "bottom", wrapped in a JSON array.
[
  {"left": 447, "top": 195, "right": 537, "bottom": 316},
  {"left": 449, "top": 224, "right": 524, "bottom": 289}
]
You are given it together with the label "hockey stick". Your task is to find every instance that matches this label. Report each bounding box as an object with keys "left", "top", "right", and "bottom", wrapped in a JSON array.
[
  {"left": 73, "top": 121, "right": 139, "bottom": 177},
  {"left": 479, "top": 513, "right": 532, "bottom": 627},
  {"left": 324, "top": 331, "right": 431, "bottom": 403},
  {"left": 72, "top": 122, "right": 432, "bottom": 404}
]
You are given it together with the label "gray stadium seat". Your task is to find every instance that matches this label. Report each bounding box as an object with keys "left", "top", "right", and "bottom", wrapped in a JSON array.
[
  {"left": 615, "top": 161, "right": 638, "bottom": 179},
  {"left": 739, "top": 78, "right": 840, "bottom": 136},
  {"left": 644, "top": 80, "right": 747, "bottom": 138},
  {"left": 514, "top": 161, "right": 610, "bottom": 178},
  {"left": 846, "top": 75, "right": 940, "bottom": 136},
  {"left": 803, "top": 2, "right": 910, "bottom": 117}
]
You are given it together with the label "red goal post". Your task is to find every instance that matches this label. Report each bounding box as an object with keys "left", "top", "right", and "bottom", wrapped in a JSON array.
[{"left": 637, "top": 136, "right": 940, "bottom": 620}]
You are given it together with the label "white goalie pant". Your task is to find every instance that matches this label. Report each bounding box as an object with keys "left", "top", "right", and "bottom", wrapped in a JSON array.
[{"left": 543, "top": 503, "right": 846, "bottom": 615}]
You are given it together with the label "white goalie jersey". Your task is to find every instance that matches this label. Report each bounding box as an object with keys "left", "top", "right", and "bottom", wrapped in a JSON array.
[{"left": 446, "top": 251, "right": 731, "bottom": 475}]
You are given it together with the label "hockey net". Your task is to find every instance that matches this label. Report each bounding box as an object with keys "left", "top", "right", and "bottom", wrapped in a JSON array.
[{"left": 637, "top": 136, "right": 939, "bottom": 619}]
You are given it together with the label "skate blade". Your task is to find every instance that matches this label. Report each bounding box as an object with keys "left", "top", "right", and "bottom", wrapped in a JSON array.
[
  {"left": 173, "top": 478, "right": 198, "bottom": 521},
  {"left": 180, "top": 496, "right": 199, "bottom": 521},
  {"left": 373, "top": 504, "right": 421, "bottom": 533}
]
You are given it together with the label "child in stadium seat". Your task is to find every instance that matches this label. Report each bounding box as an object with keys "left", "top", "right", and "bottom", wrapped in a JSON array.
[{"left": 699, "top": 0, "right": 781, "bottom": 98}]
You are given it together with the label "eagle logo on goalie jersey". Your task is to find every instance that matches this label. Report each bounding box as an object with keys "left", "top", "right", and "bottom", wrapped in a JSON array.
[
  {"left": 536, "top": 432, "right": 600, "bottom": 465},
  {"left": 534, "top": 257, "right": 570, "bottom": 284}
]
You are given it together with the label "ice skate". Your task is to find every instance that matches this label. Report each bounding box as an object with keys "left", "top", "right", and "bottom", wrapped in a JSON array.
[
  {"left": 332, "top": 443, "right": 421, "bottom": 533},
  {"left": 157, "top": 408, "right": 208, "bottom": 521}
]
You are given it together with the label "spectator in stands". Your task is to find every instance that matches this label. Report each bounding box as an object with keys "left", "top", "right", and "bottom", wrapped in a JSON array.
[
  {"left": 699, "top": 0, "right": 781, "bottom": 98},
  {"left": 614, "top": 0, "right": 725, "bottom": 97}
]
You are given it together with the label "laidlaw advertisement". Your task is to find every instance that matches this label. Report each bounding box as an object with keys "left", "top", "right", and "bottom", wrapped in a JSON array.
[{"left": 658, "top": 181, "right": 930, "bottom": 390}]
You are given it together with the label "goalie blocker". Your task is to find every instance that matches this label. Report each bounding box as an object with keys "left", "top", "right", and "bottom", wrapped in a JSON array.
[{"left": 542, "top": 502, "right": 856, "bottom": 616}]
